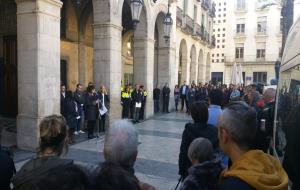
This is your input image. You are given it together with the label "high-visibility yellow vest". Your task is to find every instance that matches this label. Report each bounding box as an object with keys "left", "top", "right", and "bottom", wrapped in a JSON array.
[
  {"left": 144, "top": 90, "right": 148, "bottom": 97},
  {"left": 121, "top": 86, "right": 124, "bottom": 92},
  {"left": 121, "top": 91, "right": 130, "bottom": 98}
]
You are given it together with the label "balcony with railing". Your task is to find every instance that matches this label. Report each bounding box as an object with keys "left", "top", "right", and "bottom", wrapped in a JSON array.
[
  {"left": 201, "top": 0, "right": 210, "bottom": 10},
  {"left": 176, "top": 6, "right": 183, "bottom": 27},
  {"left": 234, "top": 28, "right": 247, "bottom": 39},
  {"left": 201, "top": 0, "right": 215, "bottom": 18},
  {"left": 176, "top": 6, "right": 214, "bottom": 46},
  {"left": 209, "top": 2, "right": 216, "bottom": 18},
  {"left": 185, "top": 15, "right": 194, "bottom": 35},
  {"left": 193, "top": 23, "right": 201, "bottom": 36},
  {"left": 224, "top": 55, "right": 279, "bottom": 65}
]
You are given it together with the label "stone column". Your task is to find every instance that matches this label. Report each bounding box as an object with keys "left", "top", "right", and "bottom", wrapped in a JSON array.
[
  {"left": 198, "top": 63, "right": 206, "bottom": 83},
  {"left": 93, "top": 23, "right": 122, "bottom": 122},
  {"left": 190, "top": 61, "right": 197, "bottom": 83},
  {"left": 134, "top": 38, "right": 155, "bottom": 118},
  {"left": 157, "top": 45, "right": 176, "bottom": 110},
  {"left": 16, "top": 0, "right": 62, "bottom": 150},
  {"left": 206, "top": 64, "right": 211, "bottom": 82},
  {"left": 181, "top": 56, "right": 188, "bottom": 83}
]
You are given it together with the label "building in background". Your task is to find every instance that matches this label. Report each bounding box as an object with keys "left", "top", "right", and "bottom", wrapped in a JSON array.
[
  {"left": 0, "top": 0, "right": 214, "bottom": 150},
  {"left": 176, "top": 0, "right": 216, "bottom": 85},
  {"left": 211, "top": 0, "right": 283, "bottom": 85}
]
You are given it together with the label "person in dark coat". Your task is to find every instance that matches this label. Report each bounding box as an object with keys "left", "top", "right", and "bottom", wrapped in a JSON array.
[
  {"left": 12, "top": 115, "right": 74, "bottom": 189},
  {"left": 74, "top": 83, "right": 85, "bottom": 135},
  {"left": 283, "top": 104, "right": 300, "bottom": 190},
  {"left": 180, "top": 81, "right": 189, "bottom": 111},
  {"left": 0, "top": 147, "right": 15, "bottom": 190},
  {"left": 85, "top": 85, "right": 99, "bottom": 139},
  {"left": 255, "top": 88, "right": 276, "bottom": 153},
  {"left": 162, "top": 83, "right": 171, "bottom": 113},
  {"left": 65, "top": 91, "right": 80, "bottom": 144},
  {"left": 97, "top": 85, "right": 109, "bottom": 133},
  {"left": 131, "top": 85, "right": 144, "bottom": 123},
  {"left": 179, "top": 101, "right": 219, "bottom": 179},
  {"left": 153, "top": 86, "right": 161, "bottom": 113},
  {"left": 174, "top": 85, "right": 180, "bottom": 111},
  {"left": 139, "top": 85, "right": 147, "bottom": 120},
  {"left": 94, "top": 162, "right": 141, "bottom": 190},
  {"left": 187, "top": 84, "right": 196, "bottom": 114},
  {"left": 60, "top": 84, "right": 67, "bottom": 118},
  {"left": 180, "top": 138, "right": 223, "bottom": 190}
]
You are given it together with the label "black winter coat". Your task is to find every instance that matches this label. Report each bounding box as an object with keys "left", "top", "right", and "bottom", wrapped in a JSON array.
[
  {"left": 0, "top": 151, "right": 15, "bottom": 190},
  {"left": 60, "top": 93, "right": 67, "bottom": 118},
  {"left": 179, "top": 122, "right": 219, "bottom": 178},
  {"left": 131, "top": 90, "right": 144, "bottom": 104},
  {"left": 162, "top": 87, "right": 170, "bottom": 100},
  {"left": 220, "top": 177, "right": 255, "bottom": 190},
  {"left": 12, "top": 156, "right": 73, "bottom": 189},
  {"left": 180, "top": 159, "right": 223, "bottom": 190},
  {"left": 153, "top": 88, "right": 161, "bottom": 100},
  {"left": 74, "top": 90, "right": 85, "bottom": 105},
  {"left": 85, "top": 93, "right": 99, "bottom": 121},
  {"left": 65, "top": 98, "right": 79, "bottom": 129}
]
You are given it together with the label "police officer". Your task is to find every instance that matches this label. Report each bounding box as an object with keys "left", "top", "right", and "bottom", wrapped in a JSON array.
[{"left": 121, "top": 86, "right": 131, "bottom": 119}]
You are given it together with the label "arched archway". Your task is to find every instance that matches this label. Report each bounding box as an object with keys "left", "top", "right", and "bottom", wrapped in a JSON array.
[
  {"left": 190, "top": 45, "right": 197, "bottom": 84},
  {"left": 133, "top": 6, "right": 148, "bottom": 85},
  {"left": 154, "top": 12, "right": 168, "bottom": 89},
  {"left": 206, "top": 53, "right": 211, "bottom": 82},
  {"left": 179, "top": 39, "right": 187, "bottom": 85},
  {"left": 197, "top": 49, "right": 204, "bottom": 83},
  {"left": 60, "top": 0, "right": 94, "bottom": 89}
]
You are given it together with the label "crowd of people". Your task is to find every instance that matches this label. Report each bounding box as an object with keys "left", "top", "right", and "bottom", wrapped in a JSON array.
[
  {"left": 1, "top": 80, "right": 299, "bottom": 190},
  {"left": 60, "top": 83, "right": 110, "bottom": 141},
  {"left": 121, "top": 84, "right": 148, "bottom": 122},
  {"left": 60, "top": 82, "right": 150, "bottom": 142}
]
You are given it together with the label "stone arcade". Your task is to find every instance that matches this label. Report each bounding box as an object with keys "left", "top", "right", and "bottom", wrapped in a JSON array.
[{"left": 0, "top": 0, "right": 215, "bottom": 150}]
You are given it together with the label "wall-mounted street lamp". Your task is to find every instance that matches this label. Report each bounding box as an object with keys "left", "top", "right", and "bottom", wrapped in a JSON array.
[
  {"left": 130, "top": 0, "right": 144, "bottom": 29},
  {"left": 163, "top": 0, "right": 173, "bottom": 43}
]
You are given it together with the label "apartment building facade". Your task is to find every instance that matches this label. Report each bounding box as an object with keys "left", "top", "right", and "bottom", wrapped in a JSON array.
[{"left": 211, "top": 0, "right": 283, "bottom": 85}]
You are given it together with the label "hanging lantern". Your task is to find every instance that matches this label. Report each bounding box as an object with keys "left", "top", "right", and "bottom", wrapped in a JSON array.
[
  {"left": 130, "top": 0, "right": 144, "bottom": 30},
  {"left": 163, "top": 12, "right": 173, "bottom": 42}
]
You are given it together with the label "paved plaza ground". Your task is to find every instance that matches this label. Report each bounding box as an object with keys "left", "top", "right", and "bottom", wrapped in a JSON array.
[{"left": 11, "top": 112, "right": 192, "bottom": 190}]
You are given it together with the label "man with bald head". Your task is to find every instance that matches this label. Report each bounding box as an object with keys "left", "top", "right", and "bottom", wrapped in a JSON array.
[{"left": 255, "top": 88, "right": 277, "bottom": 153}]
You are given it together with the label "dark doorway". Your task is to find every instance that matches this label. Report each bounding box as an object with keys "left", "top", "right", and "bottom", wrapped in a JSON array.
[
  {"left": 2, "top": 36, "right": 17, "bottom": 117},
  {"left": 211, "top": 72, "right": 223, "bottom": 85},
  {"left": 60, "top": 60, "right": 67, "bottom": 87}
]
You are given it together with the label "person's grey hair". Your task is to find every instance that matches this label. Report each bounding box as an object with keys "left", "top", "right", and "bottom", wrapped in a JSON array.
[
  {"left": 188, "top": 137, "right": 214, "bottom": 163},
  {"left": 218, "top": 101, "right": 257, "bottom": 150},
  {"left": 264, "top": 88, "right": 276, "bottom": 100},
  {"left": 104, "top": 120, "right": 139, "bottom": 168}
]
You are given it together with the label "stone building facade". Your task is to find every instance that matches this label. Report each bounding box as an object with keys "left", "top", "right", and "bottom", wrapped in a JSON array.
[
  {"left": 0, "top": 0, "right": 214, "bottom": 150},
  {"left": 211, "top": 0, "right": 283, "bottom": 85}
]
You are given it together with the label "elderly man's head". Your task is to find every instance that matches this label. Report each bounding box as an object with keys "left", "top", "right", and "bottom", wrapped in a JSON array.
[
  {"left": 217, "top": 101, "right": 257, "bottom": 155},
  {"left": 104, "top": 120, "right": 139, "bottom": 170},
  {"left": 263, "top": 88, "right": 276, "bottom": 104},
  {"left": 188, "top": 137, "right": 214, "bottom": 165}
]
